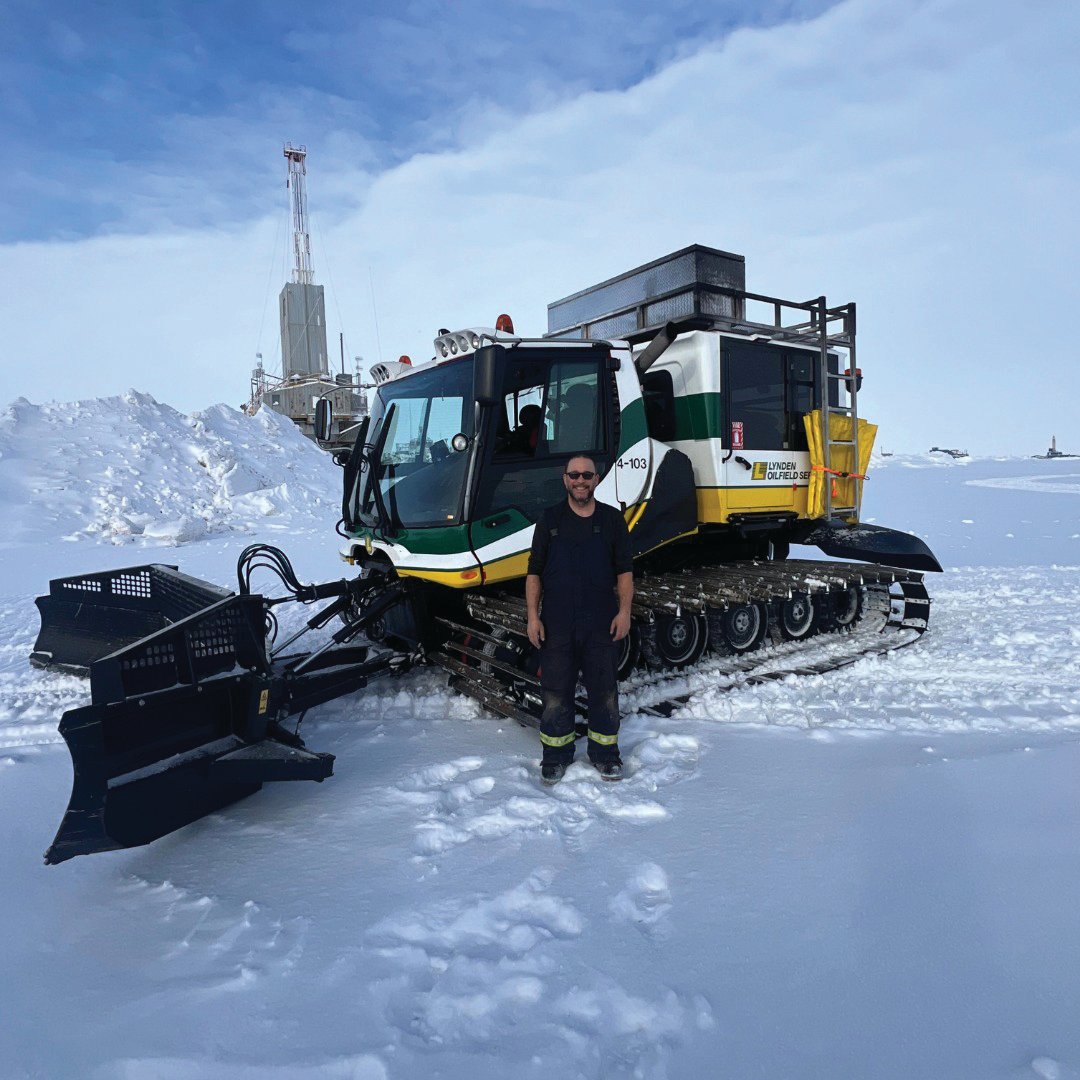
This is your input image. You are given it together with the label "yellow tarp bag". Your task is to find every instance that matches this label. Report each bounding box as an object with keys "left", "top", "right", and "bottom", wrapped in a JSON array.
[{"left": 803, "top": 410, "right": 877, "bottom": 520}]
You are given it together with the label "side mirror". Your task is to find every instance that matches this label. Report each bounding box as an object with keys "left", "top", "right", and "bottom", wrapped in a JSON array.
[
  {"left": 314, "top": 398, "right": 333, "bottom": 443},
  {"left": 473, "top": 345, "right": 501, "bottom": 406}
]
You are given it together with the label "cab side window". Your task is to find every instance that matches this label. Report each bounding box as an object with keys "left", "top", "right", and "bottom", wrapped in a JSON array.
[{"left": 641, "top": 370, "right": 676, "bottom": 442}]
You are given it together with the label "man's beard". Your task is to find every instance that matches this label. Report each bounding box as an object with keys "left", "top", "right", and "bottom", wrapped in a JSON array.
[{"left": 570, "top": 487, "right": 594, "bottom": 506}]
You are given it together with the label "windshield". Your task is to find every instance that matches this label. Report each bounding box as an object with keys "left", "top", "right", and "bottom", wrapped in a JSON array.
[{"left": 357, "top": 358, "right": 475, "bottom": 529}]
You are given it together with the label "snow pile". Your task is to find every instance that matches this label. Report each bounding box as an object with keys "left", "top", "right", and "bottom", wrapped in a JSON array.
[{"left": 0, "top": 391, "right": 338, "bottom": 546}]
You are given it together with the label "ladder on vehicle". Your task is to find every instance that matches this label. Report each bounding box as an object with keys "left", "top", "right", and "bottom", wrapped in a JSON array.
[{"left": 813, "top": 297, "right": 862, "bottom": 521}]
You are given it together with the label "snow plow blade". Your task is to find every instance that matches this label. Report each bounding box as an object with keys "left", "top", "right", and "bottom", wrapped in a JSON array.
[
  {"left": 47, "top": 681, "right": 334, "bottom": 865},
  {"left": 37, "top": 559, "right": 409, "bottom": 864},
  {"left": 804, "top": 522, "right": 943, "bottom": 573}
]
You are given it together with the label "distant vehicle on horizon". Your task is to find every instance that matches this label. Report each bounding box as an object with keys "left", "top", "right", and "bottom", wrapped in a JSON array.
[
  {"left": 1033, "top": 435, "right": 1077, "bottom": 459},
  {"left": 930, "top": 446, "right": 969, "bottom": 459}
]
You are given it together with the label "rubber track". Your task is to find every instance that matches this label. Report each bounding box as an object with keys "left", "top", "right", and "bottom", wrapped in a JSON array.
[
  {"left": 629, "top": 626, "right": 922, "bottom": 719},
  {"left": 431, "top": 559, "right": 930, "bottom": 728},
  {"left": 437, "top": 619, "right": 922, "bottom": 727}
]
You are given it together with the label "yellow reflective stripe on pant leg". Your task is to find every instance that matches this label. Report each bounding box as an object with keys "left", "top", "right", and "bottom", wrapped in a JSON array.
[
  {"left": 587, "top": 729, "right": 618, "bottom": 746},
  {"left": 540, "top": 731, "right": 576, "bottom": 747}
]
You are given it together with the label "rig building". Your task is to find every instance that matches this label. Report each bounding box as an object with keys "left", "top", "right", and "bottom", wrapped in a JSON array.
[{"left": 249, "top": 143, "right": 366, "bottom": 444}]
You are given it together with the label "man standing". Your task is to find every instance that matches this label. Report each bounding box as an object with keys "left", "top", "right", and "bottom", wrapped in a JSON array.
[{"left": 526, "top": 455, "right": 634, "bottom": 784}]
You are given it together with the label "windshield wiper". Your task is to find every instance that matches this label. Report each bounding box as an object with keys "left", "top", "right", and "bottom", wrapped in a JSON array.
[
  {"left": 341, "top": 416, "right": 371, "bottom": 530},
  {"left": 364, "top": 403, "right": 398, "bottom": 540}
]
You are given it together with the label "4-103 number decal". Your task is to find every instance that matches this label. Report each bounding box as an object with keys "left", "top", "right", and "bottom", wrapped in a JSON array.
[{"left": 618, "top": 457, "right": 647, "bottom": 470}]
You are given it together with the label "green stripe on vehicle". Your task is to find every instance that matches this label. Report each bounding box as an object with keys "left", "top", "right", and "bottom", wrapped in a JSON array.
[
  {"left": 673, "top": 393, "right": 723, "bottom": 441},
  {"left": 618, "top": 398, "right": 648, "bottom": 451},
  {"left": 472, "top": 508, "right": 534, "bottom": 548},
  {"left": 388, "top": 524, "right": 473, "bottom": 556}
]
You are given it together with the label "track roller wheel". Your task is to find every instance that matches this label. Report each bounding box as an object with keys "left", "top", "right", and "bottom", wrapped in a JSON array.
[
  {"left": 649, "top": 613, "right": 708, "bottom": 670},
  {"left": 772, "top": 592, "right": 816, "bottom": 643},
  {"left": 817, "top": 585, "right": 867, "bottom": 632},
  {"left": 616, "top": 621, "right": 642, "bottom": 681},
  {"left": 708, "top": 602, "right": 769, "bottom": 656},
  {"left": 479, "top": 627, "right": 535, "bottom": 684}
]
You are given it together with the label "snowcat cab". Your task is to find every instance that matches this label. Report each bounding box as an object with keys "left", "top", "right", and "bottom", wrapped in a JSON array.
[{"left": 339, "top": 330, "right": 697, "bottom": 591}]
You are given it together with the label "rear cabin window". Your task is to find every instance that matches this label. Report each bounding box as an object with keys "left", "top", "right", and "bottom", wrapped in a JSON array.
[
  {"left": 723, "top": 342, "right": 838, "bottom": 451},
  {"left": 726, "top": 346, "right": 786, "bottom": 449}
]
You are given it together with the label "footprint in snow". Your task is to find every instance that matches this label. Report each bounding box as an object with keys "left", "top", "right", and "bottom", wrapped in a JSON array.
[
  {"left": 609, "top": 862, "right": 673, "bottom": 937},
  {"left": 626, "top": 731, "right": 701, "bottom": 786},
  {"left": 397, "top": 756, "right": 486, "bottom": 791},
  {"left": 365, "top": 868, "right": 707, "bottom": 1067},
  {"left": 403, "top": 734, "right": 701, "bottom": 857},
  {"left": 368, "top": 867, "right": 583, "bottom": 961}
]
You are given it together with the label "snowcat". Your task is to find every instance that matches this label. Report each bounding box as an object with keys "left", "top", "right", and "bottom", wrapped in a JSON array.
[{"left": 31, "top": 245, "right": 941, "bottom": 864}]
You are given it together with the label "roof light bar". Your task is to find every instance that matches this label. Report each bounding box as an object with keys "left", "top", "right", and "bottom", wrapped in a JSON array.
[{"left": 433, "top": 328, "right": 486, "bottom": 359}]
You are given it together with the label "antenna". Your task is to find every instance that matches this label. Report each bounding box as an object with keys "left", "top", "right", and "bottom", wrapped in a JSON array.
[{"left": 284, "top": 143, "right": 314, "bottom": 285}]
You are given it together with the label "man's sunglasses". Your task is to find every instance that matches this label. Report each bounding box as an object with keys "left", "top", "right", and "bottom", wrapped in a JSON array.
[{"left": 565, "top": 470, "right": 596, "bottom": 480}]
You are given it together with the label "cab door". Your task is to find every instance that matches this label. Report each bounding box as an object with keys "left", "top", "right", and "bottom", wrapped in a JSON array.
[
  {"left": 721, "top": 342, "right": 811, "bottom": 514},
  {"left": 469, "top": 348, "right": 616, "bottom": 582}
]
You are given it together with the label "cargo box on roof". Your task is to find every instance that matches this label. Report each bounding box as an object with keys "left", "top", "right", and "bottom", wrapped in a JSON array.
[{"left": 546, "top": 244, "right": 746, "bottom": 341}]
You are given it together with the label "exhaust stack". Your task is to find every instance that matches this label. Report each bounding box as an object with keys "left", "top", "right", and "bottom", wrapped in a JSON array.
[{"left": 634, "top": 322, "right": 679, "bottom": 375}]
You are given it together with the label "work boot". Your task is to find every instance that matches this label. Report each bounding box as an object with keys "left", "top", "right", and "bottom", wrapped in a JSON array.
[
  {"left": 593, "top": 760, "right": 623, "bottom": 781},
  {"left": 541, "top": 762, "right": 568, "bottom": 786}
]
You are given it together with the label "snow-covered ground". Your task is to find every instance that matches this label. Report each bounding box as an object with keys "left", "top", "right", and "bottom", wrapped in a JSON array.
[{"left": 2, "top": 394, "right": 1079, "bottom": 1080}]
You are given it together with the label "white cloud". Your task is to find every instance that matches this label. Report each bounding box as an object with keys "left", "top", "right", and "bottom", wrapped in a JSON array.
[{"left": 3, "top": 0, "right": 1078, "bottom": 452}]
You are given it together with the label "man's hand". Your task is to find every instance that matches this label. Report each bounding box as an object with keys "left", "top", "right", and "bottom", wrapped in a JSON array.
[
  {"left": 527, "top": 615, "right": 546, "bottom": 649},
  {"left": 610, "top": 609, "right": 631, "bottom": 642}
]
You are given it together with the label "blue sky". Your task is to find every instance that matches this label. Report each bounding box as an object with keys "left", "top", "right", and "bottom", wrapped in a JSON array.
[
  {"left": 2, "top": 0, "right": 828, "bottom": 241},
  {"left": 2, "top": 0, "right": 1079, "bottom": 453}
]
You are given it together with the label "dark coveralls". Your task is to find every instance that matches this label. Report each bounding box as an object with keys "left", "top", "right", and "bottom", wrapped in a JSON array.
[{"left": 527, "top": 500, "right": 633, "bottom": 765}]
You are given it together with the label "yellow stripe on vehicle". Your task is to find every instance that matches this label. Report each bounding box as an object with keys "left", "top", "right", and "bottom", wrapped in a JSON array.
[
  {"left": 625, "top": 501, "right": 648, "bottom": 531},
  {"left": 479, "top": 549, "right": 531, "bottom": 585},
  {"left": 695, "top": 485, "right": 811, "bottom": 524},
  {"left": 394, "top": 548, "right": 532, "bottom": 589},
  {"left": 396, "top": 566, "right": 483, "bottom": 588}
]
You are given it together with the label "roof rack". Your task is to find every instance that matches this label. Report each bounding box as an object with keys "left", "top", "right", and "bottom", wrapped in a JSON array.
[{"left": 544, "top": 243, "right": 854, "bottom": 351}]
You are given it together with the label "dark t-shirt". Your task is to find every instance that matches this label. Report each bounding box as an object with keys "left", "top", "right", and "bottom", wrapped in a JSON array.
[{"left": 527, "top": 499, "right": 633, "bottom": 578}]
